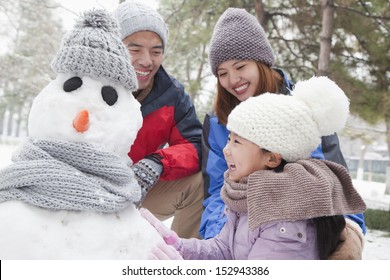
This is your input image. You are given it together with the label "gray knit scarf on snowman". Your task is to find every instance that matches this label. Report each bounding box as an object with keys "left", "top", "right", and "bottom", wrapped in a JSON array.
[
  {"left": 0, "top": 138, "right": 141, "bottom": 212},
  {"left": 220, "top": 158, "right": 366, "bottom": 230}
]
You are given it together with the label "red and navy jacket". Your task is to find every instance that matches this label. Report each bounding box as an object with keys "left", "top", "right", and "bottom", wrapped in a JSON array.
[{"left": 129, "top": 66, "right": 202, "bottom": 181}]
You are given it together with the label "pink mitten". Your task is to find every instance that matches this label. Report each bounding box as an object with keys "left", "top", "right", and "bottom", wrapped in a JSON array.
[
  {"left": 148, "top": 241, "right": 184, "bottom": 260},
  {"left": 139, "top": 208, "right": 183, "bottom": 251}
]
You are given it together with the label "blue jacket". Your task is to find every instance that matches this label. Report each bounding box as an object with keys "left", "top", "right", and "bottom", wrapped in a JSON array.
[{"left": 200, "top": 69, "right": 366, "bottom": 239}]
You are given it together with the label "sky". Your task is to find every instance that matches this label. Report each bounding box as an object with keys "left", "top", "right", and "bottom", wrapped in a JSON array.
[
  {"left": 58, "top": 0, "right": 159, "bottom": 31},
  {"left": 0, "top": 141, "right": 389, "bottom": 260},
  {"left": 0, "top": 0, "right": 159, "bottom": 55}
]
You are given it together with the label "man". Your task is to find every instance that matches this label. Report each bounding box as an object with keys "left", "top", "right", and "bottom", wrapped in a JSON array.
[{"left": 114, "top": 0, "right": 204, "bottom": 239}]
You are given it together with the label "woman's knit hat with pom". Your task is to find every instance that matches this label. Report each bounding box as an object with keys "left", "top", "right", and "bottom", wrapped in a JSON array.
[
  {"left": 51, "top": 9, "right": 137, "bottom": 91},
  {"left": 227, "top": 76, "right": 350, "bottom": 162}
]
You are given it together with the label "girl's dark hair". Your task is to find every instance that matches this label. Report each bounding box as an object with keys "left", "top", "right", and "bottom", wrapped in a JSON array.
[
  {"left": 313, "top": 215, "right": 346, "bottom": 259},
  {"left": 266, "top": 155, "right": 346, "bottom": 260},
  {"left": 214, "top": 62, "right": 282, "bottom": 125},
  {"left": 260, "top": 148, "right": 287, "bottom": 173}
]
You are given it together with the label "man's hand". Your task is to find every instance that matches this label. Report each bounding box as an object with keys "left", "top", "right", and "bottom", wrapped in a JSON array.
[{"left": 132, "top": 158, "right": 163, "bottom": 207}]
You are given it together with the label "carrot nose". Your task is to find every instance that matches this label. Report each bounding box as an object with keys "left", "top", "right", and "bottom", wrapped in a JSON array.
[{"left": 73, "top": 109, "right": 89, "bottom": 133}]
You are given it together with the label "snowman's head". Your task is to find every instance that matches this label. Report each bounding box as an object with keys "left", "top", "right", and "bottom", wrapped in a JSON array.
[
  {"left": 28, "top": 73, "right": 142, "bottom": 161},
  {"left": 28, "top": 9, "right": 142, "bottom": 162}
]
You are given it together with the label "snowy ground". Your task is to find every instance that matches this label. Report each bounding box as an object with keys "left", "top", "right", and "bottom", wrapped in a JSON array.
[
  {"left": 352, "top": 179, "right": 390, "bottom": 260},
  {"left": 1, "top": 139, "right": 389, "bottom": 260}
]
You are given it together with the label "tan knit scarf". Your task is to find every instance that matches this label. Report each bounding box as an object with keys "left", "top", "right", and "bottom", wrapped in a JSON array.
[{"left": 220, "top": 159, "right": 366, "bottom": 230}]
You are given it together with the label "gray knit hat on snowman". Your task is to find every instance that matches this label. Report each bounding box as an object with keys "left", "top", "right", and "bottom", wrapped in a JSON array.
[
  {"left": 51, "top": 9, "right": 137, "bottom": 91},
  {"left": 227, "top": 76, "right": 349, "bottom": 162},
  {"left": 208, "top": 8, "right": 274, "bottom": 76}
]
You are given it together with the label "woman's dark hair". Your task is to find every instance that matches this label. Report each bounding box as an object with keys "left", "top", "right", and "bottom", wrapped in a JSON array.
[
  {"left": 313, "top": 215, "right": 346, "bottom": 259},
  {"left": 214, "top": 62, "right": 282, "bottom": 125}
]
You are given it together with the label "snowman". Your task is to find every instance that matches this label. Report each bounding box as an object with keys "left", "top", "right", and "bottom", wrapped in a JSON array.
[{"left": 0, "top": 9, "right": 160, "bottom": 259}]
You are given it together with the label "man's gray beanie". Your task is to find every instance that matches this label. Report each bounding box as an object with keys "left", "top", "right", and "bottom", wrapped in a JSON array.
[
  {"left": 51, "top": 9, "right": 138, "bottom": 91},
  {"left": 209, "top": 8, "right": 275, "bottom": 76},
  {"left": 114, "top": 0, "right": 169, "bottom": 50}
]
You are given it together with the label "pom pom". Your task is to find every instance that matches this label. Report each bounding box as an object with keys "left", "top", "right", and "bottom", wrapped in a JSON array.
[
  {"left": 292, "top": 76, "right": 349, "bottom": 136},
  {"left": 76, "top": 9, "right": 119, "bottom": 34}
]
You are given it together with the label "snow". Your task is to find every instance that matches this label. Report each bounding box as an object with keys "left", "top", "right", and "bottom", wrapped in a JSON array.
[
  {"left": 352, "top": 179, "right": 390, "bottom": 260},
  {"left": 0, "top": 200, "right": 160, "bottom": 259},
  {"left": 1, "top": 139, "right": 389, "bottom": 259}
]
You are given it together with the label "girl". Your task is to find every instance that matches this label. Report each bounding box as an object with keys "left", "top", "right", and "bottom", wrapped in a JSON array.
[
  {"left": 199, "top": 7, "right": 366, "bottom": 242},
  {"left": 142, "top": 76, "right": 366, "bottom": 260}
]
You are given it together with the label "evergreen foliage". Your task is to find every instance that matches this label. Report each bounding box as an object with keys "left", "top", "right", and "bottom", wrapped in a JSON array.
[{"left": 364, "top": 208, "right": 390, "bottom": 234}]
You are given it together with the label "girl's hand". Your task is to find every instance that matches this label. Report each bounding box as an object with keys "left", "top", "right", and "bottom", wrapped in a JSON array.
[
  {"left": 148, "top": 241, "right": 184, "bottom": 260},
  {"left": 139, "top": 208, "right": 183, "bottom": 251}
]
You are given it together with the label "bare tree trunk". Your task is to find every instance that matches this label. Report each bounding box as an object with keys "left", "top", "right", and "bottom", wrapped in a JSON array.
[
  {"left": 0, "top": 108, "right": 4, "bottom": 136},
  {"left": 385, "top": 116, "right": 390, "bottom": 194},
  {"left": 318, "top": 0, "right": 335, "bottom": 76},
  {"left": 6, "top": 107, "right": 14, "bottom": 136},
  {"left": 357, "top": 144, "right": 367, "bottom": 181},
  {"left": 14, "top": 105, "right": 23, "bottom": 138},
  {"left": 254, "top": 0, "right": 268, "bottom": 31}
]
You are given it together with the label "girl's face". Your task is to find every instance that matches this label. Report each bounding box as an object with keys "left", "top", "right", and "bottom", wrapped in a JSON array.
[
  {"left": 217, "top": 60, "right": 260, "bottom": 102},
  {"left": 223, "top": 132, "right": 270, "bottom": 182}
]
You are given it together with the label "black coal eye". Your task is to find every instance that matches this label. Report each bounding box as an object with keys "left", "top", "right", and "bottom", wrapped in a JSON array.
[
  {"left": 63, "top": 77, "right": 83, "bottom": 92},
  {"left": 101, "top": 86, "right": 118, "bottom": 106}
]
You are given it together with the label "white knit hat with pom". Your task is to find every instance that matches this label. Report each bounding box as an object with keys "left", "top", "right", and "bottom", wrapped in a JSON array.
[{"left": 227, "top": 76, "right": 349, "bottom": 162}]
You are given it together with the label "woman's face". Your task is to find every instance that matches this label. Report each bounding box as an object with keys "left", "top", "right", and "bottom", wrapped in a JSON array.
[
  {"left": 223, "top": 132, "right": 270, "bottom": 182},
  {"left": 217, "top": 60, "right": 260, "bottom": 102}
]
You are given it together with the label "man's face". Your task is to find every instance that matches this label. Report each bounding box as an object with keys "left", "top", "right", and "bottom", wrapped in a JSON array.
[{"left": 123, "top": 31, "right": 164, "bottom": 90}]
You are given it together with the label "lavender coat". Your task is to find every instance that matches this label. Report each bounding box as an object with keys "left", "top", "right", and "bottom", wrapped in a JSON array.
[{"left": 181, "top": 208, "right": 319, "bottom": 260}]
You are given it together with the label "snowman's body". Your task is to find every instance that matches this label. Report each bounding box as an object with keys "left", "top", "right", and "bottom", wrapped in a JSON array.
[
  {"left": 0, "top": 201, "right": 159, "bottom": 259},
  {"left": 0, "top": 71, "right": 160, "bottom": 259}
]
